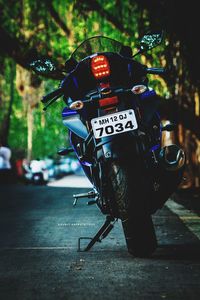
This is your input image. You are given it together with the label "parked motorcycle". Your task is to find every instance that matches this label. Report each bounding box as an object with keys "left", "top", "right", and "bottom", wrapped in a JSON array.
[
  {"left": 23, "top": 159, "right": 49, "bottom": 185},
  {"left": 30, "top": 33, "right": 185, "bottom": 257}
]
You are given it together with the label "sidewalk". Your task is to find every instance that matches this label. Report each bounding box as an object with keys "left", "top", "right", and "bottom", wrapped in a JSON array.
[
  {"left": 172, "top": 187, "right": 200, "bottom": 216},
  {"left": 48, "top": 174, "right": 92, "bottom": 188}
]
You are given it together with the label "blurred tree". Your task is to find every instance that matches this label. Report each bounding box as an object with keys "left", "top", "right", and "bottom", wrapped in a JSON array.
[
  {"left": 134, "top": 0, "right": 200, "bottom": 187},
  {"left": 0, "top": 0, "right": 199, "bottom": 185}
]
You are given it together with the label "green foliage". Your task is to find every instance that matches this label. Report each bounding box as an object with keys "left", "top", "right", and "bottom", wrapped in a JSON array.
[
  {"left": 8, "top": 78, "right": 67, "bottom": 159},
  {"left": 0, "top": 0, "right": 174, "bottom": 159},
  {"left": 32, "top": 100, "right": 67, "bottom": 159},
  {"left": 8, "top": 91, "right": 27, "bottom": 151}
]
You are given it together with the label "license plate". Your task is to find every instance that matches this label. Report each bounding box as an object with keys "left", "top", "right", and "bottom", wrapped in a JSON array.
[{"left": 91, "top": 109, "right": 138, "bottom": 139}]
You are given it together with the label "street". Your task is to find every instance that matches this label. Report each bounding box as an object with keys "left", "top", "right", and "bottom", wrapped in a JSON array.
[{"left": 0, "top": 176, "right": 200, "bottom": 300}]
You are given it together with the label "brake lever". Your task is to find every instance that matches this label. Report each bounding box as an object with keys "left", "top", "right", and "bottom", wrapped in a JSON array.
[{"left": 43, "top": 94, "right": 62, "bottom": 111}]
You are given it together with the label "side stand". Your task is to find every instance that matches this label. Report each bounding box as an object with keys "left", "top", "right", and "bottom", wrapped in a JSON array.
[{"left": 78, "top": 216, "right": 117, "bottom": 252}]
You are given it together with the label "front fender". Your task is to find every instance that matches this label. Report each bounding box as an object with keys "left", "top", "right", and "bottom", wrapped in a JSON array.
[{"left": 95, "top": 132, "right": 145, "bottom": 162}]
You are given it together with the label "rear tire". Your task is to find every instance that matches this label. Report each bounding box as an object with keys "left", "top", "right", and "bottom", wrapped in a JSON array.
[
  {"left": 122, "top": 214, "right": 157, "bottom": 257},
  {"left": 109, "top": 161, "right": 157, "bottom": 257}
]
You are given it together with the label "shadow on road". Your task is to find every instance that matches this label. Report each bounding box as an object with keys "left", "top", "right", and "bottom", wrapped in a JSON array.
[{"left": 154, "top": 243, "right": 200, "bottom": 261}]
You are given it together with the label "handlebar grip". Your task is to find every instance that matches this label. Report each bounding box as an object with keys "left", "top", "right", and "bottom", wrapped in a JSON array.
[
  {"left": 146, "top": 67, "right": 166, "bottom": 75},
  {"left": 41, "top": 87, "right": 63, "bottom": 103}
]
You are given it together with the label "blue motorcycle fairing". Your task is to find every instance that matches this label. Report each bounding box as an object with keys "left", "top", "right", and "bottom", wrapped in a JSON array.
[
  {"left": 62, "top": 107, "right": 88, "bottom": 139},
  {"left": 138, "top": 89, "right": 160, "bottom": 123}
]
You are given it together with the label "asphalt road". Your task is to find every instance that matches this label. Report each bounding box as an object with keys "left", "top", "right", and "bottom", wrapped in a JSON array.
[{"left": 0, "top": 178, "right": 200, "bottom": 300}]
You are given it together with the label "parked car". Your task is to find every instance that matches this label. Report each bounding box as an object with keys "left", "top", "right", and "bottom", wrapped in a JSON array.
[{"left": 54, "top": 157, "right": 80, "bottom": 177}]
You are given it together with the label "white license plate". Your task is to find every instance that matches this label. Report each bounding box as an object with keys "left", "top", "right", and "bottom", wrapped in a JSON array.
[{"left": 91, "top": 109, "right": 138, "bottom": 139}]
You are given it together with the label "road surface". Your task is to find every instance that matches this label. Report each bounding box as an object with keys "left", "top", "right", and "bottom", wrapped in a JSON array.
[{"left": 0, "top": 176, "right": 200, "bottom": 300}]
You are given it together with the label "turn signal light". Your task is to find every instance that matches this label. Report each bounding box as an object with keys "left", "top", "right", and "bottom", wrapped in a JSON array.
[
  {"left": 91, "top": 55, "right": 110, "bottom": 79},
  {"left": 131, "top": 85, "right": 147, "bottom": 95},
  {"left": 69, "top": 100, "right": 84, "bottom": 110}
]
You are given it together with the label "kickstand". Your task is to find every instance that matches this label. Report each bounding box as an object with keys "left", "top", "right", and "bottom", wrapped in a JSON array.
[{"left": 78, "top": 216, "right": 117, "bottom": 252}]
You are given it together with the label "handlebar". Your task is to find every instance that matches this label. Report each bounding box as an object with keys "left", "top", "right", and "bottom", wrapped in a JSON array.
[
  {"left": 41, "top": 65, "right": 166, "bottom": 110},
  {"left": 146, "top": 67, "right": 166, "bottom": 75},
  {"left": 41, "top": 87, "right": 63, "bottom": 103}
]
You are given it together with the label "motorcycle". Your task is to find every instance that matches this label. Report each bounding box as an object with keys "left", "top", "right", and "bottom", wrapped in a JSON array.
[
  {"left": 30, "top": 33, "right": 186, "bottom": 257},
  {"left": 23, "top": 159, "right": 49, "bottom": 185}
]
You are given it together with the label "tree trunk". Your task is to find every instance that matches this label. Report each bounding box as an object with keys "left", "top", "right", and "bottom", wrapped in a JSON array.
[
  {"left": 27, "top": 102, "right": 33, "bottom": 161},
  {"left": 0, "top": 61, "right": 15, "bottom": 146}
]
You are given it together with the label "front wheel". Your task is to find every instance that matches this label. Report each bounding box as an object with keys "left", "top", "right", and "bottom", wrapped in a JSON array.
[{"left": 108, "top": 162, "right": 157, "bottom": 257}]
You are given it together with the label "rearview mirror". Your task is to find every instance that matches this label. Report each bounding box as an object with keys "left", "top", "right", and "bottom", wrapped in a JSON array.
[
  {"left": 29, "top": 58, "right": 57, "bottom": 75},
  {"left": 29, "top": 57, "right": 66, "bottom": 79},
  {"left": 139, "top": 32, "right": 163, "bottom": 52}
]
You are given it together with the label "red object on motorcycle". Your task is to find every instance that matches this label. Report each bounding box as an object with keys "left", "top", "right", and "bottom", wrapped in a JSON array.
[
  {"left": 100, "top": 82, "right": 110, "bottom": 89},
  {"left": 91, "top": 55, "right": 110, "bottom": 79},
  {"left": 99, "top": 96, "right": 118, "bottom": 107}
]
